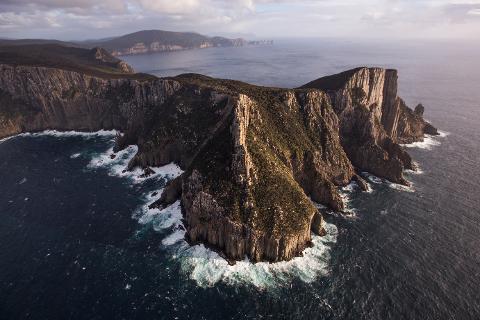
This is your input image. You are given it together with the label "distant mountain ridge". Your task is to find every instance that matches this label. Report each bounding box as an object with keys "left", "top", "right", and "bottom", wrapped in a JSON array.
[
  {"left": 0, "top": 38, "right": 77, "bottom": 47},
  {"left": 0, "top": 30, "right": 273, "bottom": 57},
  {"left": 85, "top": 30, "right": 273, "bottom": 56},
  {"left": 87, "top": 30, "right": 245, "bottom": 56}
]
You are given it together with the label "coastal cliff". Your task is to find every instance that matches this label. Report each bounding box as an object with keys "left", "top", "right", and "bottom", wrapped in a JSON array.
[
  {"left": 0, "top": 46, "right": 437, "bottom": 263},
  {"left": 301, "top": 67, "right": 439, "bottom": 184}
]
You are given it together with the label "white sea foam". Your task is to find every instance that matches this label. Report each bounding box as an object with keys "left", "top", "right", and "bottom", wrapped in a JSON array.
[
  {"left": 162, "top": 228, "right": 186, "bottom": 246},
  {"left": 88, "top": 145, "right": 183, "bottom": 184},
  {"left": 362, "top": 172, "right": 414, "bottom": 193},
  {"left": 5, "top": 130, "right": 183, "bottom": 185},
  {"left": 33, "top": 129, "right": 118, "bottom": 138},
  {"left": 136, "top": 200, "right": 183, "bottom": 231},
  {"left": 438, "top": 130, "right": 450, "bottom": 138},
  {"left": 89, "top": 145, "right": 137, "bottom": 173},
  {"left": 341, "top": 182, "right": 356, "bottom": 193},
  {"left": 314, "top": 202, "right": 327, "bottom": 210},
  {"left": 133, "top": 163, "right": 183, "bottom": 184},
  {"left": 180, "top": 223, "right": 337, "bottom": 289},
  {"left": 0, "top": 135, "right": 14, "bottom": 144},
  {"left": 405, "top": 162, "right": 424, "bottom": 175},
  {"left": 402, "top": 131, "right": 449, "bottom": 150},
  {"left": 404, "top": 168, "right": 423, "bottom": 175},
  {"left": 387, "top": 181, "right": 415, "bottom": 193},
  {"left": 338, "top": 182, "right": 358, "bottom": 216},
  {"left": 403, "top": 135, "right": 440, "bottom": 150},
  {"left": 1, "top": 130, "right": 118, "bottom": 145},
  {"left": 134, "top": 197, "right": 339, "bottom": 289},
  {"left": 362, "top": 172, "right": 383, "bottom": 184}
]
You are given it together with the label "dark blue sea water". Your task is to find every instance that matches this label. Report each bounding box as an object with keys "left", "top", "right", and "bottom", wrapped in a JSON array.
[{"left": 1, "top": 39, "right": 480, "bottom": 319}]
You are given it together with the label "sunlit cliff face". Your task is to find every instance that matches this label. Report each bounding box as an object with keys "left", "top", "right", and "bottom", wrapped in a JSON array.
[{"left": 1, "top": 0, "right": 479, "bottom": 40}]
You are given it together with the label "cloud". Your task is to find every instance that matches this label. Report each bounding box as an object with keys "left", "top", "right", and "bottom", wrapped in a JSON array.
[
  {"left": 0, "top": 0, "right": 479, "bottom": 40},
  {"left": 136, "top": 0, "right": 200, "bottom": 14},
  {"left": 443, "top": 3, "right": 480, "bottom": 22},
  {"left": 0, "top": 0, "right": 128, "bottom": 12}
]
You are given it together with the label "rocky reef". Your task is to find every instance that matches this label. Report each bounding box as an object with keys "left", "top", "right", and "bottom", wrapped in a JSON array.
[{"left": 0, "top": 47, "right": 437, "bottom": 263}]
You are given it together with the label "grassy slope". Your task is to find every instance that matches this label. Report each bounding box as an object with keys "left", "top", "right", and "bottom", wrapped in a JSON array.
[
  {"left": 173, "top": 74, "right": 345, "bottom": 237},
  {"left": 0, "top": 44, "right": 155, "bottom": 80}
]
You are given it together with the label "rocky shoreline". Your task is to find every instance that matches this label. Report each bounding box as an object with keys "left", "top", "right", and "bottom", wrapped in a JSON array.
[{"left": 0, "top": 48, "right": 438, "bottom": 263}]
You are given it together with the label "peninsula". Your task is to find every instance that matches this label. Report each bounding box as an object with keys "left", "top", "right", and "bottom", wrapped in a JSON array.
[
  {"left": 0, "top": 30, "right": 273, "bottom": 57},
  {"left": 0, "top": 44, "right": 437, "bottom": 262}
]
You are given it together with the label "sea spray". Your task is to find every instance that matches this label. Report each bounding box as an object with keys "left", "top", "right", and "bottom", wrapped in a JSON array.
[
  {"left": 133, "top": 193, "right": 339, "bottom": 289},
  {"left": 361, "top": 172, "right": 415, "bottom": 193},
  {"left": 338, "top": 182, "right": 360, "bottom": 216},
  {"left": 176, "top": 222, "right": 338, "bottom": 288},
  {"left": 405, "top": 161, "right": 424, "bottom": 175},
  {"left": 402, "top": 131, "right": 449, "bottom": 150},
  {"left": 88, "top": 144, "right": 183, "bottom": 183}
]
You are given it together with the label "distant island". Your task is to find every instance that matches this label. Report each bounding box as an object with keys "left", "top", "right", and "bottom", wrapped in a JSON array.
[
  {"left": 0, "top": 44, "right": 437, "bottom": 263},
  {"left": 0, "top": 29, "right": 274, "bottom": 57}
]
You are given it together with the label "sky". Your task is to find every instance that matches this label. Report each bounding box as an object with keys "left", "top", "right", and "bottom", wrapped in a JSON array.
[{"left": 0, "top": 0, "right": 480, "bottom": 40}]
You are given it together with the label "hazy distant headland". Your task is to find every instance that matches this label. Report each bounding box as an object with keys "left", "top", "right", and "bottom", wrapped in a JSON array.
[{"left": 0, "top": 29, "right": 274, "bottom": 57}]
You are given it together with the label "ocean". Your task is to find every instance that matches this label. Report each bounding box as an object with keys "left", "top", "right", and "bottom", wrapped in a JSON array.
[{"left": 1, "top": 39, "right": 479, "bottom": 319}]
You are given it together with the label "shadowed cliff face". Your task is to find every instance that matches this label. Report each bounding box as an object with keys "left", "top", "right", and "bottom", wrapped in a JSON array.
[
  {"left": 0, "top": 64, "right": 178, "bottom": 138},
  {"left": 301, "top": 67, "right": 438, "bottom": 184},
  {"left": 0, "top": 61, "right": 436, "bottom": 262}
]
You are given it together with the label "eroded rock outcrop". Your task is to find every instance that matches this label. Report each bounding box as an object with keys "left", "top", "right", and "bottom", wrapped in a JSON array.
[
  {"left": 0, "top": 64, "right": 180, "bottom": 139},
  {"left": 301, "top": 67, "right": 438, "bottom": 184}
]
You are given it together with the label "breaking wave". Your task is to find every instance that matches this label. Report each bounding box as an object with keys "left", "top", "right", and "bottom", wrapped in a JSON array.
[
  {"left": 88, "top": 144, "right": 183, "bottom": 183},
  {"left": 32, "top": 129, "right": 118, "bottom": 138},
  {"left": 438, "top": 130, "right": 450, "bottom": 138},
  {"left": 362, "top": 172, "right": 383, "bottom": 185},
  {"left": 132, "top": 189, "right": 339, "bottom": 289},
  {"left": 0, "top": 136, "right": 13, "bottom": 144},
  {"left": 178, "top": 226, "right": 337, "bottom": 289},
  {"left": 1, "top": 130, "right": 118, "bottom": 145},
  {"left": 361, "top": 172, "right": 414, "bottom": 193},
  {"left": 405, "top": 161, "right": 424, "bottom": 175},
  {"left": 137, "top": 197, "right": 338, "bottom": 289},
  {"left": 402, "top": 131, "right": 449, "bottom": 150},
  {"left": 338, "top": 182, "right": 360, "bottom": 216},
  {"left": 386, "top": 181, "right": 415, "bottom": 193}
]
